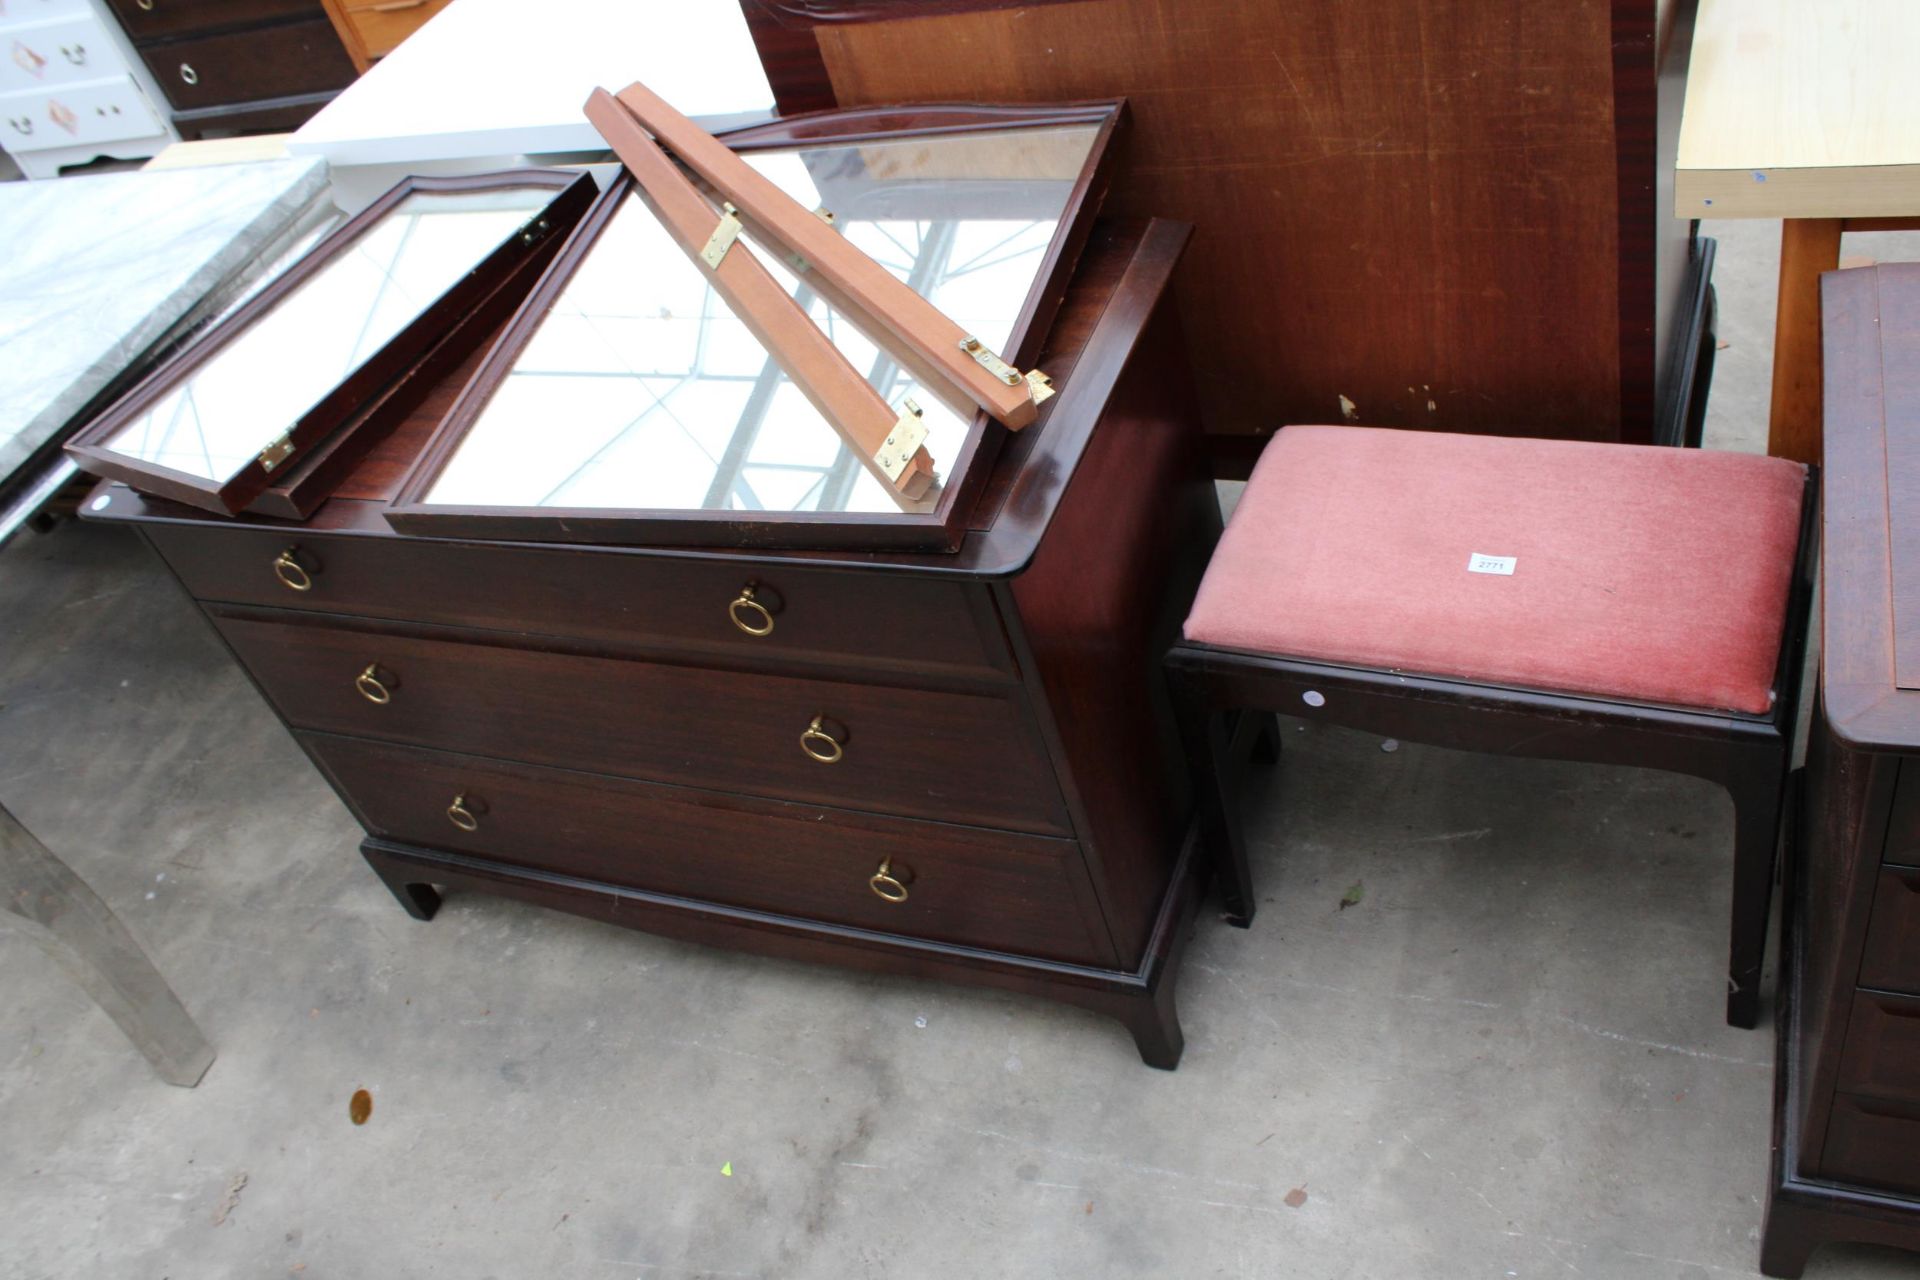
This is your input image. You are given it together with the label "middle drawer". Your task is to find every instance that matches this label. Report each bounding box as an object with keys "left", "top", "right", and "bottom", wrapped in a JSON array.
[
  {"left": 214, "top": 607, "right": 1070, "bottom": 835},
  {"left": 1861, "top": 864, "right": 1920, "bottom": 995}
]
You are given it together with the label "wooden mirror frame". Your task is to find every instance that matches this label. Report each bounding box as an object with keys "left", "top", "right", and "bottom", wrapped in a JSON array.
[
  {"left": 66, "top": 170, "right": 599, "bottom": 517},
  {"left": 382, "top": 99, "right": 1125, "bottom": 552}
]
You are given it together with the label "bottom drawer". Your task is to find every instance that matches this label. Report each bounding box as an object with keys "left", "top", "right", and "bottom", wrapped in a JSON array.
[
  {"left": 306, "top": 734, "right": 1116, "bottom": 968},
  {"left": 1837, "top": 990, "right": 1920, "bottom": 1105},
  {"left": 1821, "top": 1093, "right": 1920, "bottom": 1196}
]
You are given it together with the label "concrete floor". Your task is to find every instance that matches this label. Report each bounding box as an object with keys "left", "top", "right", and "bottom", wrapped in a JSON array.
[{"left": 3, "top": 221, "right": 1919, "bottom": 1279}]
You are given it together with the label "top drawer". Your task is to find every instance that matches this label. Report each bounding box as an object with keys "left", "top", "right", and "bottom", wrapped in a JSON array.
[
  {"left": 102, "top": 0, "right": 318, "bottom": 42},
  {"left": 1, "top": 14, "right": 122, "bottom": 95},
  {"left": 143, "top": 524, "right": 1015, "bottom": 682}
]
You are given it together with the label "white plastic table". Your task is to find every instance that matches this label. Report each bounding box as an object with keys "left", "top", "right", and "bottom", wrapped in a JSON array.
[{"left": 288, "top": 0, "right": 774, "bottom": 182}]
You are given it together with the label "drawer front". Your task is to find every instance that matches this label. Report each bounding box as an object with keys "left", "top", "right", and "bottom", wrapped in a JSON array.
[
  {"left": 146, "top": 524, "right": 1014, "bottom": 681},
  {"left": 138, "top": 16, "right": 350, "bottom": 110},
  {"left": 339, "top": 0, "right": 447, "bottom": 59},
  {"left": 1837, "top": 990, "right": 1920, "bottom": 1105},
  {"left": 0, "top": 75, "right": 161, "bottom": 151},
  {"left": 215, "top": 609, "right": 1069, "bottom": 834},
  {"left": 103, "top": 0, "right": 317, "bottom": 41},
  {"left": 307, "top": 734, "right": 1114, "bottom": 966},
  {"left": 1861, "top": 865, "right": 1920, "bottom": 995},
  {"left": 1884, "top": 760, "right": 1920, "bottom": 865},
  {"left": 2, "top": 15, "right": 122, "bottom": 94},
  {"left": 1820, "top": 1093, "right": 1920, "bottom": 1197}
]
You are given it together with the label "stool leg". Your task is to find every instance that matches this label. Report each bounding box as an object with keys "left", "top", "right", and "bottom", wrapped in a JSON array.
[
  {"left": 1248, "top": 711, "right": 1283, "bottom": 766},
  {"left": 1724, "top": 764, "right": 1786, "bottom": 1029},
  {"left": 1170, "top": 677, "right": 1256, "bottom": 928}
]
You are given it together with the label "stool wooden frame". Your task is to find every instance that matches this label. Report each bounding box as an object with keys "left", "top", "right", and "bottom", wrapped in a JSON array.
[{"left": 1165, "top": 471, "right": 1818, "bottom": 1029}]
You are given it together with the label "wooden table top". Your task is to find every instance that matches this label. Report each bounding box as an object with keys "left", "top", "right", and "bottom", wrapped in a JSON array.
[{"left": 1676, "top": 0, "right": 1920, "bottom": 218}]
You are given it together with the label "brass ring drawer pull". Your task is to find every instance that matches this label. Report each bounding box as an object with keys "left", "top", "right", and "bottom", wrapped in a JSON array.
[
  {"left": 179, "top": 62, "right": 198, "bottom": 85},
  {"left": 137, "top": 0, "right": 153, "bottom": 9},
  {"left": 446, "top": 793, "right": 479, "bottom": 832},
  {"left": 728, "top": 583, "right": 774, "bottom": 636},
  {"left": 800, "top": 715, "right": 843, "bottom": 764},
  {"left": 272, "top": 548, "right": 313, "bottom": 591},
  {"left": 869, "top": 857, "right": 909, "bottom": 903},
  {"left": 354, "top": 664, "right": 392, "bottom": 705}
]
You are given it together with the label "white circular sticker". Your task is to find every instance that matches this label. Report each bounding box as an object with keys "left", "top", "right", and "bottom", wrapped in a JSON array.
[
  {"left": 90, "top": 494, "right": 111, "bottom": 511},
  {"left": 1302, "top": 690, "right": 1326, "bottom": 708}
]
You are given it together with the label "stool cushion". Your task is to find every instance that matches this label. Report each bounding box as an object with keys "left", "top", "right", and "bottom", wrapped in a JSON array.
[{"left": 1184, "top": 426, "right": 1807, "bottom": 714}]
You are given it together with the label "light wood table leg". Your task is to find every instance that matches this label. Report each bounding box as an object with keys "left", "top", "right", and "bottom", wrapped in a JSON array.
[{"left": 1767, "top": 218, "right": 1844, "bottom": 465}]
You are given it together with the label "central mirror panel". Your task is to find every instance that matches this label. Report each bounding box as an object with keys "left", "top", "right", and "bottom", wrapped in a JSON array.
[{"left": 385, "top": 106, "right": 1121, "bottom": 550}]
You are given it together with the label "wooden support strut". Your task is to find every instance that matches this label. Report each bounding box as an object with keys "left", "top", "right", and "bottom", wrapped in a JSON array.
[
  {"left": 582, "top": 89, "right": 936, "bottom": 502},
  {"left": 612, "top": 78, "right": 1047, "bottom": 430}
]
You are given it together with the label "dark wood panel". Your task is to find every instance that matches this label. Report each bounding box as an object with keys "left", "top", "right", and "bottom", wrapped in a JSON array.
[
  {"left": 139, "top": 16, "right": 352, "bottom": 111},
  {"left": 211, "top": 608, "right": 1070, "bottom": 834},
  {"left": 1007, "top": 263, "right": 1213, "bottom": 962},
  {"left": 756, "top": 0, "right": 1636, "bottom": 444},
  {"left": 308, "top": 733, "right": 1116, "bottom": 966},
  {"left": 1837, "top": 991, "right": 1920, "bottom": 1106},
  {"left": 1795, "top": 713, "right": 1900, "bottom": 1179},
  {"left": 104, "top": 0, "right": 319, "bottom": 42},
  {"left": 1821, "top": 1094, "right": 1920, "bottom": 1198},
  {"left": 1862, "top": 865, "right": 1920, "bottom": 997},
  {"left": 147, "top": 523, "right": 1015, "bottom": 682}
]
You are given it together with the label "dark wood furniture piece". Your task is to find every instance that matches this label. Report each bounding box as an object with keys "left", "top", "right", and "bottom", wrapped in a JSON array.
[
  {"left": 102, "top": 0, "right": 355, "bottom": 139},
  {"left": 1760, "top": 264, "right": 1920, "bottom": 1275},
  {"left": 737, "top": 0, "right": 1715, "bottom": 466},
  {"left": 1165, "top": 426, "right": 1816, "bottom": 1030},
  {"left": 87, "top": 213, "right": 1222, "bottom": 1068}
]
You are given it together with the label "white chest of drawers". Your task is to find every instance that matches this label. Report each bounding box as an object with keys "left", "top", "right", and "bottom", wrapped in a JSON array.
[{"left": 1, "top": 0, "right": 172, "bottom": 178}]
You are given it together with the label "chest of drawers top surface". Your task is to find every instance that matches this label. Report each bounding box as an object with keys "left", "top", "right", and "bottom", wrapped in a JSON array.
[{"left": 92, "top": 217, "right": 1184, "bottom": 581}]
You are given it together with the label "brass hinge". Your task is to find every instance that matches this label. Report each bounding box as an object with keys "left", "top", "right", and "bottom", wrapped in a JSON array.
[
  {"left": 699, "top": 201, "right": 743, "bottom": 269},
  {"left": 874, "top": 399, "right": 928, "bottom": 483},
  {"left": 258, "top": 433, "right": 294, "bottom": 472},
  {"left": 958, "top": 335, "right": 1025, "bottom": 387},
  {"left": 1024, "top": 369, "right": 1056, "bottom": 406}
]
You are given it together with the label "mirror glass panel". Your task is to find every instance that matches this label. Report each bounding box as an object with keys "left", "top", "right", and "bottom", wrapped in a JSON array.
[
  {"left": 420, "top": 124, "right": 1099, "bottom": 516},
  {"left": 98, "top": 187, "right": 557, "bottom": 482}
]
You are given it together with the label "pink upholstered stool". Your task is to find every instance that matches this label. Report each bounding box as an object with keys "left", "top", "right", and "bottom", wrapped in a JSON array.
[{"left": 1164, "top": 425, "right": 1815, "bottom": 1028}]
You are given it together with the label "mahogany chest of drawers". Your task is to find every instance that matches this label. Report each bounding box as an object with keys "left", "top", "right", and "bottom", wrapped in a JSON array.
[
  {"left": 89, "top": 218, "right": 1219, "bottom": 1067},
  {"left": 1761, "top": 264, "right": 1920, "bottom": 1274},
  {"left": 101, "top": 0, "right": 354, "bottom": 138}
]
